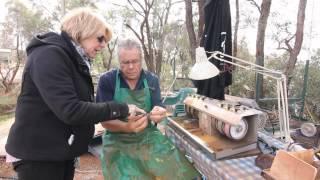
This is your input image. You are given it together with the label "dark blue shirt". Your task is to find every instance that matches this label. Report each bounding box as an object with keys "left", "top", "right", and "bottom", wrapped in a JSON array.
[{"left": 96, "top": 69, "right": 163, "bottom": 108}]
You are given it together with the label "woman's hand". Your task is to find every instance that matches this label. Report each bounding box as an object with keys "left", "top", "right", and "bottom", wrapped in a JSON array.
[
  {"left": 126, "top": 114, "right": 148, "bottom": 133},
  {"left": 128, "top": 104, "right": 146, "bottom": 116},
  {"left": 149, "top": 106, "right": 167, "bottom": 123}
]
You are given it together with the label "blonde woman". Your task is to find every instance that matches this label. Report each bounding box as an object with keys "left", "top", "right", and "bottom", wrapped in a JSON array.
[{"left": 6, "top": 8, "right": 143, "bottom": 180}]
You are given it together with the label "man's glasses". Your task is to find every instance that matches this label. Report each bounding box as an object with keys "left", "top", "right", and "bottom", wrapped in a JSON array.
[
  {"left": 120, "top": 60, "right": 141, "bottom": 66},
  {"left": 97, "top": 35, "right": 106, "bottom": 44}
]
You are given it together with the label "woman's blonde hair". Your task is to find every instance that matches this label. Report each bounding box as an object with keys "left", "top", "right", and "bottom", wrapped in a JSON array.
[{"left": 61, "top": 7, "right": 112, "bottom": 43}]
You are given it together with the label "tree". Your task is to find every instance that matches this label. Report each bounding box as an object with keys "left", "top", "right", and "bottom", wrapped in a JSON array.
[
  {"left": 6, "top": 0, "right": 54, "bottom": 42},
  {"left": 247, "top": 0, "right": 272, "bottom": 100},
  {"left": 0, "top": 21, "right": 15, "bottom": 49},
  {"left": 122, "top": 0, "right": 176, "bottom": 76},
  {"left": 272, "top": 1, "right": 307, "bottom": 88},
  {"left": 282, "top": 0, "right": 307, "bottom": 87},
  {"left": 0, "top": 49, "right": 21, "bottom": 93},
  {"left": 105, "top": 38, "right": 118, "bottom": 70},
  {"left": 233, "top": 0, "right": 240, "bottom": 57},
  {"left": 30, "top": 0, "right": 98, "bottom": 21},
  {"left": 184, "top": 0, "right": 204, "bottom": 62},
  {"left": 184, "top": 0, "right": 197, "bottom": 62},
  {"left": 159, "top": 20, "right": 193, "bottom": 90},
  {"left": 0, "top": 0, "right": 54, "bottom": 93},
  {"left": 229, "top": 38, "right": 256, "bottom": 97},
  {"left": 92, "top": 37, "right": 119, "bottom": 74},
  {"left": 197, "top": 0, "right": 205, "bottom": 45}
]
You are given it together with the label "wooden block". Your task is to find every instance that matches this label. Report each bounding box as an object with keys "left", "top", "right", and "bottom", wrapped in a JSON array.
[
  {"left": 263, "top": 150, "right": 317, "bottom": 180},
  {"left": 289, "top": 149, "right": 314, "bottom": 165}
]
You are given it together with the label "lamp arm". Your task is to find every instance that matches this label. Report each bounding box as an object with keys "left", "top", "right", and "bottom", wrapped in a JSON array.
[
  {"left": 162, "top": 76, "right": 177, "bottom": 104},
  {"left": 208, "top": 51, "right": 292, "bottom": 143},
  {"left": 209, "top": 51, "right": 283, "bottom": 80}
]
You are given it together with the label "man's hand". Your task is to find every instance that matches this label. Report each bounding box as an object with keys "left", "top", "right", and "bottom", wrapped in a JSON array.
[
  {"left": 149, "top": 106, "right": 167, "bottom": 123},
  {"left": 128, "top": 104, "right": 146, "bottom": 116},
  {"left": 126, "top": 114, "right": 148, "bottom": 133}
]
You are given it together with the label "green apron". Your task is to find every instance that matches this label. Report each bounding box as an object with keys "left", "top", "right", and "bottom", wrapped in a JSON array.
[{"left": 100, "top": 70, "right": 200, "bottom": 180}]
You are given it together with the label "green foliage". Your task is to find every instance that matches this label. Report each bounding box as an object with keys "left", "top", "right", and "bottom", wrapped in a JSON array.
[
  {"left": 91, "top": 53, "right": 106, "bottom": 75},
  {"left": 230, "top": 44, "right": 320, "bottom": 120},
  {"left": 287, "top": 49, "right": 320, "bottom": 120},
  {"left": 65, "top": 0, "right": 97, "bottom": 9},
  {"left": 91, "top": 50, "right": 119, "bottom": 75},
  {"left": 160, "top": 22, "right": 193, "bottom": 91},
  {"left": 160, "top": 63, "right": 174, "bottom": 90},
  {"left": 0, "top": 88, "right": 18, "bottom": 121},
  {"left": 229, "top": 38, "right": 255, "bottom": 97},
  {"left": 263, "top": 53, "right": 289, "bottom": 98},
  {"left": 229, "top": 39, "right": 293, "bottom": 100},
  {"left": 0, "top": 112, "right": 14, "bottom": 123},
  {"left": 287, "top": 60, "right": 306, "bottom": 97},
  {"left": 283, "top": 49, "right": 320, "bottom": 104},
  {"left": 4, "top": 0, "right": 54, "bottom": 44},
  {"left": 305, "top": 49, "right": 320, "bottom": 102}
]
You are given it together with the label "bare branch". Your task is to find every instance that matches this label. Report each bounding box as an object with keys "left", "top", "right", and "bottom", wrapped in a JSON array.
[
  {"left": 0, "top": 65, "right": 7, "bottom": 80},
  {"left": 287, "top": 34, "right": 295, "bottom": 42},
  {"left": 172, "top": 0, "right": 184, "bottom": 5},
  {"left": 111, "top": 3, "right": 130, "bottom": 9},
  {"left": 125, "top": 23, "right": 143, "bottom": 43},
  {"left": 284, "top": 39, "right": 293, "bottom": 52},
  {"left": 247, "top": 0, "right": 261, "bottom": 13},
  {"left": 282, "top": 34, "right": 295, "bottom": 52},
  {"left": 127, "top": 0, "right": 145, "bottom": 17},
  {"left": 31, "top": 0, "right": 60, "bottom": 22},
  {"left": 276, "top": 39, "right": 289, "bottom": 51},
  {"left": 146, "top": 0, "right": 155, "bottom": 11}
]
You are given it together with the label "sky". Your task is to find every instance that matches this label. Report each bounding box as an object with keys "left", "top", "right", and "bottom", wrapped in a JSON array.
[
  {"left": 0, "top": 1, "right": 8, "bottom": 23},
  {"left": 230, "top": 0, "right": 320, "bottom": 60},
  {"left": 0, "top": 0, "right": 319, "bottom": 60}
]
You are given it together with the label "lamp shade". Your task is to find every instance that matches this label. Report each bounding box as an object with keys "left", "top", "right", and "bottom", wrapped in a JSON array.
[{"left": 189, "top": 47, "right": 219, "bottom": 80}]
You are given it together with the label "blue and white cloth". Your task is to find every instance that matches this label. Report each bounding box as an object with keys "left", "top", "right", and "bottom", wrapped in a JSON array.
[{"left": 166, "top": 125, "right": 266, "bottom": 180}]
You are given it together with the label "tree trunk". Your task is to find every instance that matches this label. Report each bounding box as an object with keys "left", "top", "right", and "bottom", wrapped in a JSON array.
[
  {"left": 141, "top": 6, "right": 156, "bottom": 73},
  {"left": 105, "top": 47, "right": 113, "bottom": 70},
  {"left": 125, "top": 0, "right": 173, "bottom": 77},
  {"left": 61, "top": 0, "right": 66, "bottom": 16},
  {"left": 255, "top": 0, "right": 272, "bottom": 99},
  {"left": 154, "top": 0, "right": 172, "bottom": 77},
  {"left": 9, "top": 36, "right": 21, "bottom": 88},
  {"left": 184, "top": 0, "right": 197, "bottom": 63},
  {"left": 105, "top": 38, "right": 118, "bottom": 70},
  {"left": 0, "top": 35, "right": 22, "bottom": 93},
  {"left": 197, "top": 0, "right": 205, "bottom": 46},
  {"left": 155, "top": 49, "right": 163, "bottom": 76},
  {"left": 284, "top": 0, "right": 307, "bottom": 87},
  {"left": 233, "top": 0, "right": 240, "bottom": 57}
]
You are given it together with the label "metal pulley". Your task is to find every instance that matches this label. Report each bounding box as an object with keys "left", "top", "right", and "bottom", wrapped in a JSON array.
[
  {"left": 216, "top": 118, "right": 248, "bottom": 140},
  {"left": 300, "top": 122, "right": 317, "bottom": 137}
]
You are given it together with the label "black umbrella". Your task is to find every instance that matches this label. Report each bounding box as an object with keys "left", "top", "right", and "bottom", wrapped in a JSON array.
[{"left": 194, "top": 0, "right": 233, "bottom": 100}]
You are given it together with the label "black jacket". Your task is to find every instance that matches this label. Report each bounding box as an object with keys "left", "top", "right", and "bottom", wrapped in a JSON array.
[{"left": 6, "top": 32, "right": 128, "bottom": 161}]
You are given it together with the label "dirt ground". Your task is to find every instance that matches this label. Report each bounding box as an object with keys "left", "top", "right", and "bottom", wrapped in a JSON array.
[
  {"left": 74, "top": 153, "right": 104, "bottom": 180},
  {"left": 0, "top": 156, "right": 16, "bottom": 179},
  {"left": 0, "top": 118, "right": 14, "bottom": 157},
  {"left": 0, "top": 118, "right": 16, "bottom": 179},
  {"left": 0, "top": 153, "right": 104, "bottom": 180}
]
